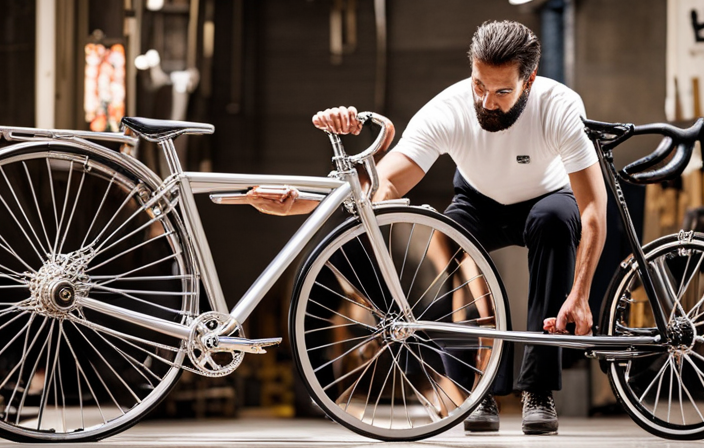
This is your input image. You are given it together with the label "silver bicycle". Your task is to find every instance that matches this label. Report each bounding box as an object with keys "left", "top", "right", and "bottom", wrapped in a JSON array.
[{"left": 0, "top": 112, "right": 702, "bottom": 442}]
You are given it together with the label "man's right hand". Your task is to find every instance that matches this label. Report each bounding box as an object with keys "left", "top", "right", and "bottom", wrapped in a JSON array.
[{"left": 312, "top": 106, "right": 363, "bottom": 135}]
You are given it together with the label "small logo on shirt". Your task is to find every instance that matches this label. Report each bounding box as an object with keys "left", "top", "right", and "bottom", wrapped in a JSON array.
[{"left": 516, "top": 155, "right": 531, "bottom": 164}]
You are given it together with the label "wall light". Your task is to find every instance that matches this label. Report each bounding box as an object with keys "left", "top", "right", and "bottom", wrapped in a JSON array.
[{"left": 509, "top": 0, "right": 534, "bottom": 4}]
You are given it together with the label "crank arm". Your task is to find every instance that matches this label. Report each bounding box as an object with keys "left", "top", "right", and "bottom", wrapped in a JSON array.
[{"left": 216, "top": 336, "right": 282, "bottom": 354}]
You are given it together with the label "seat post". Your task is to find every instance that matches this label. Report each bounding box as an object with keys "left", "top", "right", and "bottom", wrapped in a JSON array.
[{"left": 159, "top": 138, "right": 184, "bottom": 175}]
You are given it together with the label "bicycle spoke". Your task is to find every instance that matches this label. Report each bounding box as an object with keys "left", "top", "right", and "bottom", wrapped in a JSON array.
[
  {"left": 432, "top": 292, "right": 492, "bottom": 323},
  {"left": 406, "top": 228, "right": 434, "bottom": 300},
  {"left": 14, "top": 319, "right": 52, "bottom": 425},
  {"left": 398, "top": 223, "right": 415, "bottom": 284},
  {"left": 308, "top": 298, "right": 377, "bottom": 331},
  {"left": 81, "top": 174, "right": 116, "bottom": 248},
  {"left": 46, "top": 159, "right": 59, "bottom": 241},
  {"left": 0, "top": 166, "right": 49, "bottom": 255},
  {"left": 36, "top": 320, "right": 56, "bottom": 430},
  {"left": 371, "top": 345, "right": 399, "bottom": 425},
  {"left": 57, "top": 168, "right": 86, "bottom": 255},
  {"left": 61, "top": 328, "right": 107, "bottom": 424},
  {"left": 411, "top": 246, "right": 463, "bottom": 313},
  {"left": 307, "top": 331, "right": 382, "bottom": 352},
  {"left": 314, "top": 278, "right": 382, "bottom": 319},
  {"left": 323, "top": 261, "right": 385, "bottom": 317},
  {"left": 95, "top": 212, "right": 168, "bottom": 258},
  {"left": 95, "top": 252, "right": 181, "bottom": 287},
  {"left": 0, "top": 314, "right": 42, "bottom": 394},
  {"left": 87, "top": 231, "right": 174, "bottom": 272},
  {"left": 338, "top": 246, "right": 380, "bottom": 314},
  {"left": 87, "top": 327, "right": 161, "bottom": 386},
  {"left": 87, "top": 184, "right": 141, "bottom": 249},
  {"left": 89, "top": 274, "right": 191, "bottom": 282},
  {"left": 355, "top": 235, "right": 389, "bottom": 312},
  {"left": 70, "top": 321, "right": 142, "bottom": 404},
  {"left": 0, "top": 235, "right": 36, "bottom": 274},
  {"left": 67, "top": 313, "right": 182, "bottom": 358},
  {"left": 404, "top": 341, "right": 463, "bottom": 409},
  {"left": 395, "top": 343, "right": 447, "bottom": 422},
  {"left": 407, "top": 338, "right": 483, "bottom": 379},
  {"left": 53, "top": 161, "right": 74, "bottom": 255},
  {"left": 676, "top": 249, "right": 704, "bottom": 304},
  {"left": 672, "top": 355, "right": 702, "bottom": 424},
  {"left": 84, "top": 288, "right": 188, "bottom": 316},
  {"left": 417, "top": 273, "right": 484, "bottom": 320},
  {"left": 22, "top": 162, "right": 53, "bottom": 255},
  {"left": 323, "top": 344, "right": 389, "bottom": 393},
  {"left": 304, "top": 321, "right": 362, "bottom": 335},
  {"left": 0, "top": 188, "right": 45, "bottom": 263},
  {"left": 313, "top": 334, "right": 383, "bottom": 373}
]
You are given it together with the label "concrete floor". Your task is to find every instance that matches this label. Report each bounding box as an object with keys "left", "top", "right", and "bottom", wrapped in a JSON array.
[{"left": 5, "top": 416, "right": 702, "bottom": 448}]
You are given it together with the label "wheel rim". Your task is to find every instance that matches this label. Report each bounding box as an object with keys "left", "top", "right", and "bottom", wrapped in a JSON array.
[
  {"left": 608, "top": 238, "right": 704, "bottom": 436},
  {"left": 293, "top": 211, "right": 505, "bottom": 439},
  {"left": 0, "top": 149, "right": 196, "bottom": 440}
]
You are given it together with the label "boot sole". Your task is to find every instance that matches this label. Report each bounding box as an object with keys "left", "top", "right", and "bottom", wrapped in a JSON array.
[
  {"left": 522, "top": 422, "right": 558, "bottom": 435},
  {"left": 464, "top": 420, "right": 500, "bottom": 432}
]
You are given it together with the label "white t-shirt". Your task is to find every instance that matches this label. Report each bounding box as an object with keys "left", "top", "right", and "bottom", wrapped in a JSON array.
[{"left": 392, "top": 76, "right": 597, "bottom": 205}]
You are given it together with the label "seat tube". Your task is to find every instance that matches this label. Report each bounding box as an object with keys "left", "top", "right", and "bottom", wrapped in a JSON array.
[
  {"left": 159, "top": 138, "right": 229, "bottom": 314},
  {"left": 342, "top": 169, "right": 414, "bottom": 319}
]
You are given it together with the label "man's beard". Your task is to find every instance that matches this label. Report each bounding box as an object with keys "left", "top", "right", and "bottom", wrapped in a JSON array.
[{"left": 474, "top": 88, "right": 530, "bottom": 132}]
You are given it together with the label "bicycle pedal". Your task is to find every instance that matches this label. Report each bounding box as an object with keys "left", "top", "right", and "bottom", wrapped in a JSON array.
[{"left": 217, "top": 336, "right": 282, "bottom": 354}]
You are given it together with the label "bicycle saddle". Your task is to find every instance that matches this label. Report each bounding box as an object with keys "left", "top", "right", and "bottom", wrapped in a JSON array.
[
  {"left": 582, "top": 117, "right": 704, "bottom": 185},
  {"left": 121, "top": 117, "right": 214, "bottom": 142}
]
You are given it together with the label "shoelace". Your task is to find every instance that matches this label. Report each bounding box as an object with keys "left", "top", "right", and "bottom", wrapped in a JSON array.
[
  {"left": 477, "top": 395, "right": 498, "bottom": 414},
  {"left": 522, "top": 392, "right": 556, "bottom": 414}
]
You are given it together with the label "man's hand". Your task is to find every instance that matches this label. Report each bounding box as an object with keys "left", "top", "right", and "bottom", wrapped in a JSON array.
[
  {"left": 246, "top": 186, "right": 299, "bottom": 216},
  {"left": 543, "top": 293, "right": 593, "bottom": 336},
  {"left": 312, "top": 106, "right": 363, "bottom": 135}
]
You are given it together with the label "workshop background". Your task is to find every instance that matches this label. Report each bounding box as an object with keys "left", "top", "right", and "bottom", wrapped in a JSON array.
[{"left": 1, "top": 0, "right": 702, "bottom": 420}]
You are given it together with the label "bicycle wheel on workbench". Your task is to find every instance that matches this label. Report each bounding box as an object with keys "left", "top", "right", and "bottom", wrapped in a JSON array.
[
  {"left": 0, "top": 143, "right": 198, "bottom": 442},
  {"left": 290, "top": 206, "right": 508, "bottom": 441}
]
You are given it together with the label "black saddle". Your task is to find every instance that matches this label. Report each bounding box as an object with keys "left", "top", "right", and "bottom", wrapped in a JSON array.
[{"left": 121, "top": 117, "right": 214, "bottom": 142}]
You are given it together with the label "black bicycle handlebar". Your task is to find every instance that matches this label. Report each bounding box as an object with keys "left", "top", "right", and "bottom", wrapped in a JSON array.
[{"left": 582, "top": 117, "right": 704, "bottom": 185}]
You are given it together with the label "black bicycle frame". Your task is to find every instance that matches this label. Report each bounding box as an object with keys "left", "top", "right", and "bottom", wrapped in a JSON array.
[{"left": 592, "top": 139, "right": 670, "bottom": 337}]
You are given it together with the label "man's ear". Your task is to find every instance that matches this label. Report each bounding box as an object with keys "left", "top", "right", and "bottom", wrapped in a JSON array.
[{"left": 525, "top": 68, "right": 538, "bottom": 89}]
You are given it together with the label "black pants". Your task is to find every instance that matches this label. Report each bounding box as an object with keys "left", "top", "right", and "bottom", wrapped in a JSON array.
[{"left": 444, "top": 170, "right": 582, "bottom": 393}]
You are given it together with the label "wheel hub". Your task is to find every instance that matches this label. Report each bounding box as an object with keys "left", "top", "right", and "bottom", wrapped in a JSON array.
[
  {"left": 380, "top": 314, "right": 415, "bottom": 342},
  {"left": 667, "top": 316, "right": 696, "bottom": 349},
  {"left": 28, "top": 249, "right": 92, "bottom": 315}
]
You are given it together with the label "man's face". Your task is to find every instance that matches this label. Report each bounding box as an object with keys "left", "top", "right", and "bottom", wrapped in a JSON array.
[{"left": 471, "top": 60, "right": 535, "bottom": 132}]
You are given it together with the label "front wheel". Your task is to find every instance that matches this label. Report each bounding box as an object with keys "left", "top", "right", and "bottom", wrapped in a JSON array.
[
  {"left": 602, "top": 232, "right": 704, "bottom": 440},
  {"left": 289, "top": 207, "right": 508, "bottom": 441}
]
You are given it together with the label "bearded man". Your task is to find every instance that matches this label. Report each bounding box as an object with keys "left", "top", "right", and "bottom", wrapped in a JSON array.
[{"left": 311, "top": 20, "right": 607, "bottom": 435}]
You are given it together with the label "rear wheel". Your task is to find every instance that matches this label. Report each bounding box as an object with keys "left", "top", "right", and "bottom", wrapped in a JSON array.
[
  {"left": 0, "top": 144, "right": 197, "bottom": 442},
  {"left": 603, "top": 232, "right": 704, "bottom": 440},
  {"left": 290, "top": 207, "right": 508, "bottom": 441}
]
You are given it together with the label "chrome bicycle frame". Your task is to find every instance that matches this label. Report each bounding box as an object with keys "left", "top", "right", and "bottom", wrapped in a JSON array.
[{"left": 0, "top": 122, "right": 663, "bottom": 358}]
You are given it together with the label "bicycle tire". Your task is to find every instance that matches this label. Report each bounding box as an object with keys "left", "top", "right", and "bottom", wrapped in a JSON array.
[
  {"left": 289, "top": 206, "right": 508, "bottom": 441},
  {"left": 0, "top": 142, "right": 197, "bottom": 442},
  {"left": 601, "top": 232, "right": 704, "bottom": 440}
]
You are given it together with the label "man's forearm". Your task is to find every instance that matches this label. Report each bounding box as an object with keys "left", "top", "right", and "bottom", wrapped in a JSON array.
[{"left": 572, "top": 207, "right": 607, "bottom": 297}]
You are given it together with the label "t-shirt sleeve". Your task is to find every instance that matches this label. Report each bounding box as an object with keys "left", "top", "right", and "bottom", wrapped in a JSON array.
[
  {"left": 550, "top": 92, "right": 598, "bottom": 173},
  {"left": 390, "top": 100, "right": 454, "bottom": 173}
]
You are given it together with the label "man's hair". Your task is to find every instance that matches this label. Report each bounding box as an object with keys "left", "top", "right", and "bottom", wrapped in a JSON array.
[{"left": 469, "top": 20, "right": 541, "bottom": 81}]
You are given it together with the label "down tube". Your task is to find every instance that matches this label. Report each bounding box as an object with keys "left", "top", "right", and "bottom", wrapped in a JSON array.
[{"left": 229, "top": 183, "right": 352, "bottom": 323}]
